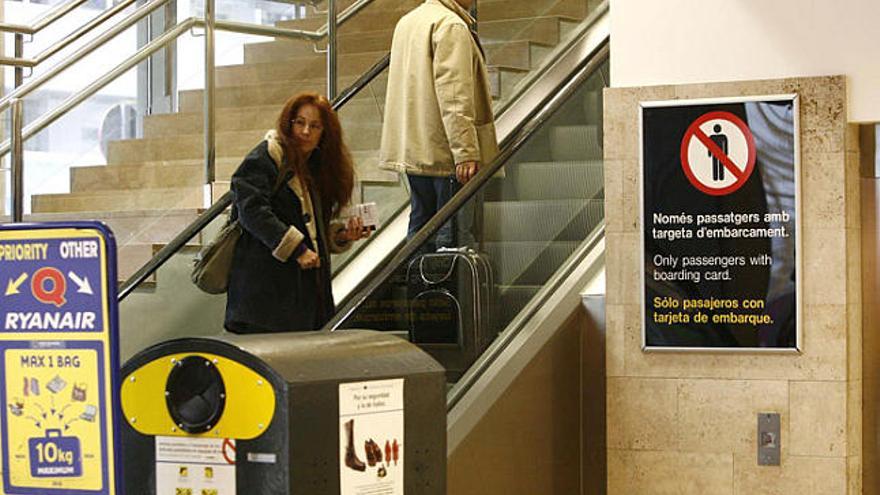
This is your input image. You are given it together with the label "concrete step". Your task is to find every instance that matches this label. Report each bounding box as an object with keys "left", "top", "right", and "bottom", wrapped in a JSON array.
[
  {"left": 483, "top": 240, "right": 580, "bottom": 286},
  {"left": 482, "top": 198, "right": 603, "bottom": 242},
  {"left": 488, "top": 66, "right": 528, "bottom": 100},
  {"left": 244, "top": 29, "right": 394, "bottom": 64},
  {"left": 244, "top": 31, "right": 551, "bottom": 72},
  {"left": 276, "top": 0, "right": 420, "bottom": 32},
  {"left": 213, "top": 50, "right": 384, "bottom": 88},
  {"left": 31, "top": 186, "right": 214, "bottom": 213},
  {"left": 476, "top": 0, "right": 588, "bottom": 22},
  {"left": 486, "top": 160, "right": 604, "bottom": 201},
  {"left": 107, "top": 129, "right": 263, "bottom": 164},
  {"left": 118, "top": 243, "right": 158, "bottom": 285},
  {"left": 549, "top": 124, "right": 602, "bottom": 161},
  {"left": 144, "top": 106, "right": 279, "bottom": 138},
  {"left": 23, "top": 209, "right": 204, "bottom": 247},
  {"left": 484, "top": 40, "right": 552, "bottom": 72},
  {"left": 71, "top": 162, "right": 240, "bottom": 191},
  {"left": 178, "top": 76, "right": 383, "bottom": 113},
  {"left": 280, "top": 0, "right": 585, "bottom": 31},
  {"left": 155, "top": 97, "right": 385, "bottom": 139},
  {"left": 73, "top": 146, "right": 394, "bottom": 193},
  {"left": 477, "top": 16, "right": 565, "bottom": 45},
  {"left": 107, "top": 123, "right": 380, "bottom": 164}
]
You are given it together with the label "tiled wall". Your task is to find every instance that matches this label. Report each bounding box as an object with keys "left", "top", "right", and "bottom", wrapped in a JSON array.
[{"left": 603, "top": 76, "right": 862, "bottom": 494}]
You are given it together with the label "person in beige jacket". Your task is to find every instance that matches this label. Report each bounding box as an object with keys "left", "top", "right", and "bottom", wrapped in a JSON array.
[{"left": 379, "top": 0, "right": 499, "bottom": 249}]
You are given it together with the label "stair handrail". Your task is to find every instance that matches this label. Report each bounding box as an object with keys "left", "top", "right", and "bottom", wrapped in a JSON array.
[
  {"left": 0, "top": 0, "right": 375, "bottom": 116},
  {"left": 1, "top": 17, "right": 200, "bottom": 162},
  {"left": 0, "top": 0, "right": 174, "bottom": 117},
  {"left": 117, "top": 52, "right": 393, "bottom": 300},
  {"left": 323, "top": 41, "right": 610, "bottom": 333},
  {"left": 0, "top": 0, "right": 137, "bottom": 68},
  {"left": 0, "top": 0, "right": 380, "bottom": 158},
  {"left": 0, "top": 0, "right": 88, "bottom": 35}
]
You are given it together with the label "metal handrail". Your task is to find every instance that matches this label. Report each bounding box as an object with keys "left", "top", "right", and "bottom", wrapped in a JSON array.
[
  {"left": 0, "top": 0, "right": 374, "bottom": 67},
  {"left": 0, "top": 2, "right": 381, "bottom": 159},
  {"left": 0, "top": 0, "right": 376, "bottom": 112},
  {"left": 324, "top": 41, "right": 611, "bottom": 333},
  {"left": 0, "top": 0, "right": 173, "bottom": 117},
  {"left": 0, "top": 0, "right": 136, "bottom": 68},
  {"left": 0, "top": 18, "right": 199, "bottom": 161},
  {"left": 3, "top": 0, "right": 381, "bottom": 218},
  {"left": 11, "top": 100, "right": 24, "bottom": 222},
  {"left": 118, "top": 53, "right": 393, "bottom": 300},
  {"left": 0, "top": 0, "right": 88, "bottom": 35}
]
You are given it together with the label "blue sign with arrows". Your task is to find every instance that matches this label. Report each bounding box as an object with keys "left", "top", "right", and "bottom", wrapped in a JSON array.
[{"left": 0, "top": 222, "right": 121, "bottom": 495}]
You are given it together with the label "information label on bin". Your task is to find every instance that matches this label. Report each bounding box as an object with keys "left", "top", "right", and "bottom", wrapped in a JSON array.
[
  {"left": 339, "top": 378, "right": 404, "bottom": 495},
  {"left": 0, "top": 223, "right": 121, "bottom": 495},
  {"left": 155, "top": 436, "right": 236, "bottom": 495}
]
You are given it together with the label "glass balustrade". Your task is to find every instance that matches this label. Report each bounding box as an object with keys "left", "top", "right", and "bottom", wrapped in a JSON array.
[{"left": 335, "top": 57, "right": 609, "bottom": 386}]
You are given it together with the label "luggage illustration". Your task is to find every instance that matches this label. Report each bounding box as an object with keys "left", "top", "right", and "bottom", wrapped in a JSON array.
[
  {"left": 406, "top": 247, "right": 495, "bottom": 380},
  {"left": 28, "top": 429, "right": 83, "bottom": 477}
]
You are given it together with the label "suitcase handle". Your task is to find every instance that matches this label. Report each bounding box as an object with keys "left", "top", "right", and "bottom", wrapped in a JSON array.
[
  {"left": 419, "top": 256, "right": 457, "bottom": 285},
  {"left": 45, "top": 429, "right": 62, "bottom": 438}
]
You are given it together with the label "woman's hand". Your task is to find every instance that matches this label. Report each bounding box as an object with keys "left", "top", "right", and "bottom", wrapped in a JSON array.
[
  {"left": 338, "top": 216, "right": 371, "bottom": 242},
  {"left": 296, "top": 248, "right": 321, "bottom": 269}
]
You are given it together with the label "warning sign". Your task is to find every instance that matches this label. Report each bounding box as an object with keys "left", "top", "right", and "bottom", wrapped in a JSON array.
[
  {"left": 680, "top": 111, "right": 756, "bottom": 196},
  {"left": 0, "top": 223, "right": 121, "bottom": 495},
  {"left": 640, "top": 96, "right": 800, "bottom": 351}
]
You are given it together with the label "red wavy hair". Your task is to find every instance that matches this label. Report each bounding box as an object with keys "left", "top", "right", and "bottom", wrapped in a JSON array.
[{"left": 275, "top": 92, "right": 355, "bottom": 219}]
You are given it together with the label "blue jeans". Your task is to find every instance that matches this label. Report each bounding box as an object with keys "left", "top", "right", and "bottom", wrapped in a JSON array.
[{"left": 406, "top": 174, "right": 474, "bottom": 250}]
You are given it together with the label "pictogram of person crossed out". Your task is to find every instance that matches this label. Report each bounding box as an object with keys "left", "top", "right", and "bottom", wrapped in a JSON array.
[{"left": 709, "top": 124, "right": 728, "bottom": 181}]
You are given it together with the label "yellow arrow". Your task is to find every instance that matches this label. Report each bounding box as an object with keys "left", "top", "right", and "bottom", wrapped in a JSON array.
[{"left": 5, "top": 273, "right": 28, "bottom": 296}]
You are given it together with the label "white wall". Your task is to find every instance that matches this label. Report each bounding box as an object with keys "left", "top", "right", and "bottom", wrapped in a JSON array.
[{"left": 610, "top": 0, "right": 880, "bottom": 122}]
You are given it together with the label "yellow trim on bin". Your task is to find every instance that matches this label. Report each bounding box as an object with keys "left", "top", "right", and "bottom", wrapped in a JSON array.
[{"left": 121, "top": 352, "right": 276, "bottom": 439}]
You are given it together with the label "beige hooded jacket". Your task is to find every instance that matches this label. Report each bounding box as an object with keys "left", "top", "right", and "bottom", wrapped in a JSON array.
[{"left": 378, "top": 0, "right": 500, "bottom": 177}]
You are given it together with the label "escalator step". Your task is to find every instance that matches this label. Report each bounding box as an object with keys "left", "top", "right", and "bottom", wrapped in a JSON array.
[
  {"left": 550, "top": 125, "right": 602, "bottom": 161},
  {"left": 485, "top": 160, "right": 603, "bottom": 201},
  {"left": 482, "top": 241, "right": 580, "bottom": 286},
  {"left": 481, "top": 198, "right": 604, "bottom": 242}
]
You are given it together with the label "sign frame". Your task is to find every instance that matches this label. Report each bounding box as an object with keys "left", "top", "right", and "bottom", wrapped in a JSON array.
[
  {"left": 0, "top": 221, "right": 123, "bottom": 494},
  {"left": 638, "top": 94, "right": 802, "bottom": 353}
]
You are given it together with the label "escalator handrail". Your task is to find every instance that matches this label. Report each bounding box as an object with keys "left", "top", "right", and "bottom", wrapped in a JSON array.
[
  {"left": 325, "top": 40, "right": 610, "bottom": 332},
  {"left": 117, "top": 54, "right": 392, "bottom": 301}
]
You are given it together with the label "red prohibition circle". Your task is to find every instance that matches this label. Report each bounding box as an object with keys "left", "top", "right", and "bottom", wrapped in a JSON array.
[{"left": 679, "top": 110, "right": 756, "bottom": 196}]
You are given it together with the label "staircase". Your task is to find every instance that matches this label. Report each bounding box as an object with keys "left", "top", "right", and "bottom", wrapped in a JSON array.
[{"left": 26, "top": 0, "right": 597, "bottom": 285}]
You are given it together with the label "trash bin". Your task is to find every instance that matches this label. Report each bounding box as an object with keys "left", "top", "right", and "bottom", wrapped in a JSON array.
[{"left": 120, "top": 329, "right": 446, "bottom": 495}]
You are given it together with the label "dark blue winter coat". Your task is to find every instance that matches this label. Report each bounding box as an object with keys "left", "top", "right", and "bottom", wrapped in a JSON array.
[{"left": 225, "top": 133, "right": 350, "bottom": 333}]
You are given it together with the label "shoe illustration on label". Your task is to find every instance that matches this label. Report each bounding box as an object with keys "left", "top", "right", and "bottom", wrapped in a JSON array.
[
  {"left": 28, "top": 429, "right": 83, "bottom": 477},
  {"left": 339, "top": 379, "right": 404, "bottom": 495}
]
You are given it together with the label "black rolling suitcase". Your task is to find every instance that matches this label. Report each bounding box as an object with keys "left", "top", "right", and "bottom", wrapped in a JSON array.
[{"left": 406, "top": 247, "right": 495, "bottom": 380}]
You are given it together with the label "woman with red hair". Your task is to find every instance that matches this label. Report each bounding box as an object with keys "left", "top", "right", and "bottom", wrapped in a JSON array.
[{"left": 225, "top": 93, "right": 369, "bottom": 333}]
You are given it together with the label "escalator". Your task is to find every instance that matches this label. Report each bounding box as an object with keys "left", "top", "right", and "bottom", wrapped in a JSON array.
[
  {"left": 117, "top": 4, "right": 609, "bottom": 493},
  {"left": 324, "top": 26, "right": 609, "bottom": 494}
]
